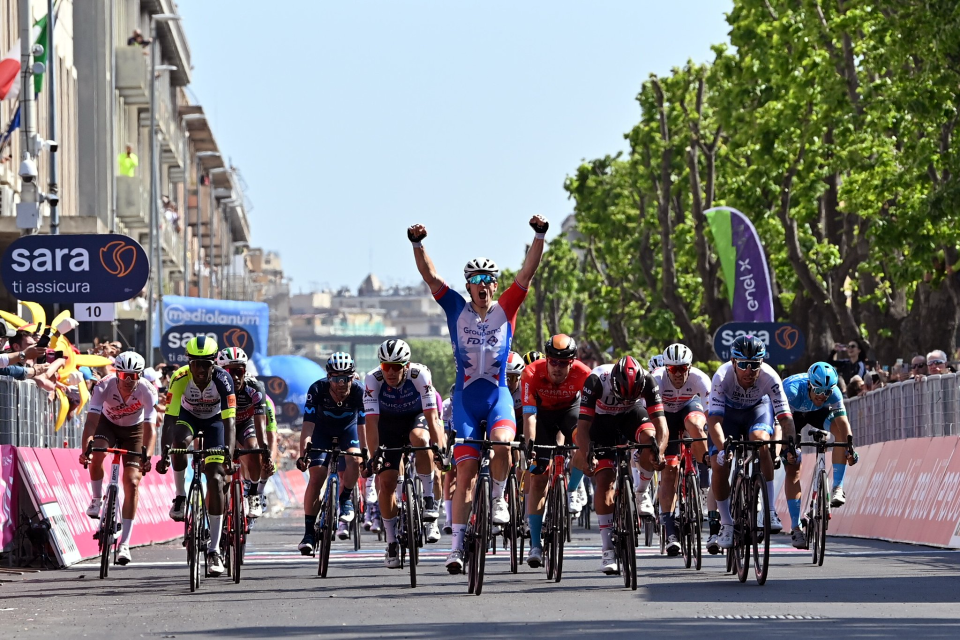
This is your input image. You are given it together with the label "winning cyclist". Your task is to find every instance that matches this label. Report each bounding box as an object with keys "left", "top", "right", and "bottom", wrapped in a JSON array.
[
  {"left": 297, "top": 352, "right": 366, "bottom": 554},
  {"left": 522, "top": 334, "right": 591, "bottom": 568},
  {"left": 80, "top": 351, "right": 158, "bottom": 566},
  {"left": 157, "top": 336, "right": 237, "bottom": 577},
  {"left": 707, "top": 335, "right": 796, "bottom": 552},
  {"left": 651, "top": 343, "right": 711, "bottom": 557},
  {"left": 362, "top": 339, "right": 444, "bottom": 568},
  {"left": 574, "top": 356, "right": 667, "bottom": 574},
  {"left": 782, "top": 362, "right": 858, "bottom": 548},
  {"left": 408, "top": 215, "right": 547, "bottom": 574}
]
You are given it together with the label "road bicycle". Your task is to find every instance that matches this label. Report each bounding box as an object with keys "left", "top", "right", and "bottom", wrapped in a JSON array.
[
  {"left": 531, "top": 443, "right": 578, "bottom": 582},
  {"left": 223, "top": 447, "right": 267, "bottom": 583},
  {"left": 800, "top": 429, "right": 855, "bottom": 566},
  {"left": 668, "top": 436, "right": 708, "bottom": 570}
]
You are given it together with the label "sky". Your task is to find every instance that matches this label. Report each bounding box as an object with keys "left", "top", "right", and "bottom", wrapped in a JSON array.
[{"left": 178, "top": 1, "right": 733, "bottom": 293}]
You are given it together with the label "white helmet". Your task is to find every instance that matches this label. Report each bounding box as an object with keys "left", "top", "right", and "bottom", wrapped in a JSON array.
[
  {"left": 216, "top": 347, "right": 248, "bottom": 367},
  {"left": 378, "top": 339, "right": 411, "bottom": 363},
  {"left": 464, "top": 257, "right": 500, "bottom": 280},
  {"left": 663, "top": 343, "right": 693, "bottom": 366},
  {"left": 506, "top": 351, "right": 525, "bottom": 375},
  {"left": 647, "top": 354, "right": 664, "bottom": 371},
  {"left": 326, "top": 351, "right": 355, "bottom": 374},
  {"left": 114, "top": 351, "right": 146, "bottom": 374}
]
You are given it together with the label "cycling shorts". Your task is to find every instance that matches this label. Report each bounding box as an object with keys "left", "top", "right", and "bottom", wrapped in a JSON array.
[
  {"left": 709, "top": 398, "right": 773, "bottom": 456},
  {"left": 376, "top": 412, "right": 428, "bottom": 472},
  {"left": 532, "top": 405, "right": 579, "bottom": 448},
  {"left": 794, "top": 408, "right": 830, "bottom": 433},
  {"left": 93, "top": 416, "right": 144, "bottom": 468},
  {"left": 452, "top": 380, "right": 516, "bottom": 464},
  {"left": 174, "top": 410, "right": 226, "bottom": 452},
  {"left": 588, "top": 404, "right": 654, "bottom": 465},
  {"left": 309, "top": 422, "right": 361, "bottom": 468},
  {"left": 235, "top": 420, "right": 257, "bottom": 446},
  {"left": 664, "top": 399, "right": 706, "bottom": 458}
]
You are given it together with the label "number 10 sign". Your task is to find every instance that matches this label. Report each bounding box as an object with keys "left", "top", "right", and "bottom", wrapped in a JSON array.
[{"left": 74, "top": 303, "right": 116, "bottom": 322}]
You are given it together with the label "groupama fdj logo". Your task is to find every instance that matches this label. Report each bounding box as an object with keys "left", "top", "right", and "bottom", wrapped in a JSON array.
[{"left": 1, "top": 234, "right": 149, "bottom": 302}]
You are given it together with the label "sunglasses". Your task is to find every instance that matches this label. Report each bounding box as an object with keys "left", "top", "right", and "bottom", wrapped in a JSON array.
[
  {"left": 735, "top": 360, "right": 762, "bottom": 371},
  {"left": 467, "top": 274, "right": 497, "bottom": 285},
  {"left": 547, "top": 358, "right": 573, "bottom": 368},
  {"left": 380, "top": 362, "right": 407, "bottom": 373},
  {"left": 847, "top": 344, "right": 859, "bottom": 349},
  {"left": 811, "top": 386, "right": 832, "bottom": 397},
  {"left": 116, "top": 371, "right": 140, "bottom": 381},
  {"left": 928, "top": 359, "right": 947, "bottom": 365},
  {"left": 912, "top": 363, "right": 926, "bottom": 369},
  {"left": 226, "top": 366, "right": 246, "bottom": 375},
  {"left": 667, "top": 365, "right": 689, "bottom": 374},
  {"left": 190, "top": 359, "right": 214, "bottom": 368},
  {"left": 329, "top": 374, "right": 353, "bottom": 383}
]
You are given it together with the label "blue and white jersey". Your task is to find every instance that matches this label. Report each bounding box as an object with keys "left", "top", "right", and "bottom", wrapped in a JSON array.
[
  {"left": 783, "top": 373, "right": 846, "bottom": 426},
  {"left": 708, "top": 361, "right": 791, "bottom": 418},
  {"left": 363, "top": 363, "right": 439, "bottom": 418}
]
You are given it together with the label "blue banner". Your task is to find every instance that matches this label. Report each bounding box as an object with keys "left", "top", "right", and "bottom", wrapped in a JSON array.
[
  {"left": 160, "top": 324, "right": 256, "bottom": 366},
  {"left": 713, "top": 322, "right": 806, "bottom": 365},
  {"left": 156, "top": 296, "right": 269, "bottom": 362},
  {"left": 258, "top": 355, "right": 326, "bottom": 414}
]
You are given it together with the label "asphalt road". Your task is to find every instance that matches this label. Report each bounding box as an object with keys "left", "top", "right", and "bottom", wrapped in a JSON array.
[{"left": 2, "top": 512, "right": 960, "bottom": 639}]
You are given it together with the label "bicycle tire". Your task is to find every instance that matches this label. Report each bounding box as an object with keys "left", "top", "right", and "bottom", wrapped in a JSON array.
[
  {"left": 473, "top": 476, "right": 490, "bottom": 595},
  {"left": 688, "top": 474, "right": 703, "bottom": 571},
  {"left": 186, "top": 482, "right": 202, "bottom": 592},
  {"left": 732, "top": 474, "right": 749, "bottom": 583},
  {"left": 619, "top": 474, "right": 637, "bottom": 590},
  {"left": 318, "top": 476, "right": 337, "bottom": 578},
  {"left": 403, "top": 479, "right": 418, "bottom": 587},
  {"left": 816, "top": 469, "right": 828, "bottom": 567},
  {"left": 232, "top": 479, "right": 243, "bottom": 583},
  {"left": 99, "top": 485, "right": 117, "bottom": 579},
  {"left": 554, "top": 475, "right": 567, "bottom": 582},
  {"left": 506, "top": 473, "right": 519, "bottom": 574},
  {"left": 679, "top": 473, "right": 693, "bottom": 569},
  {"left": 752, "top": 473, "right": 771, "bottom": 585},
  {"left": 352, "top": 485, "right": 362, "bottom": 552},
  {"left": 544, "top": 480, "right": 555, "bottom": 581}
]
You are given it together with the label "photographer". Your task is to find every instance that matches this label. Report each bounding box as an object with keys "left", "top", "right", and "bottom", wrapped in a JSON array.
[{"left": 828, "top": 339, "right": 868, "bottom": 385}]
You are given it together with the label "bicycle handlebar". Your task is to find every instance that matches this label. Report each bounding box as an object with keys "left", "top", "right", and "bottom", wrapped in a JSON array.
[
  {"left": 82, "top": 442, "right": 148, "bottom": 468},
  {"left": 233, "top": 447, "right": 269, "bottom": 462}
]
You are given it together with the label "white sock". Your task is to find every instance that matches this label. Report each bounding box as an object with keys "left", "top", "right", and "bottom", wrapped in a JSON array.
[
  {"left": 491, "top": 477, "right": 506, "bottom": 500},
  {"left": 384, "top": 516, "right": 398, "bottom": 544},
  {"left": 598, "top": 513, "right": 614, "bottom": 551},
  {"left": 208, "top": 515, "right": 223, "bottom": 552},
  {"left": 444, "top": 500, "right": 453, "bottom": 526},
  {"left": 91, "top": 478, "right": 103, "bottom": 499},
  {"left": 636, "top": 469, "right": 652, "bottom": 493},
  {"left": 119, "top": 518, "right": 134, "bottom": 545},
  {"left": 174, "top": 469, "right": 186, "bottom": 497},
  {"left": 766, "top": 480, "right": 776, "bottom": 508},
  {"left": 718, "top": 498, "right": 732, "bottom": 526},
  {"left": 419, "top": 473, "right": 435, "bottom": 498},
  {"left": 451, "top": 524, "right": 467, "bottom": 552}
]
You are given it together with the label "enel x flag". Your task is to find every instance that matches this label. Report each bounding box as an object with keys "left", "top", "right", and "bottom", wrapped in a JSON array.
[{"left": 704, "top": 206, "right": 774, "bottom": 322}]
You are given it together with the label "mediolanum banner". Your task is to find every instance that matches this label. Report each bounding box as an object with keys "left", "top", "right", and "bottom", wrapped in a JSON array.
[{"left": 157, "top": 296, "right": 270, "bottom": 362}]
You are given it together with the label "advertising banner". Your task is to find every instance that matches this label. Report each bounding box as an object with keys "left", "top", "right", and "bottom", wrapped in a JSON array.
[
  {"left": 161, "top": 324, "right": 256, "bottom": 366},
  {"left": 1, "top": 445, "right": 17, "bottom": 548},
  {"left": 158, "top": 296, "right": 269, "bottom": 361},
  {"left": 704, "top": 206, "right": 775, "bottom": 322},
  {"left": 713, "top": 321, "right": 806, "bottom": 365}
]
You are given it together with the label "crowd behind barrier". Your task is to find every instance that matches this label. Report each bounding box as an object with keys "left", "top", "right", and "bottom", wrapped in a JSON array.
[
  {"left": 0, "top": 377, "right": 86, "bottom": 449},
  {"left": 846, "top": 373, "right": 960, "bottom": 446}
]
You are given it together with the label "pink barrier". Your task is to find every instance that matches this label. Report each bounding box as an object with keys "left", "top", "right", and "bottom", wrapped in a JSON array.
[
  {"left": 284, "top": 469, "right": 307, "bottom": 500},
  {"left": 1, "top": 445, "right": 17, "bottom": 548}
]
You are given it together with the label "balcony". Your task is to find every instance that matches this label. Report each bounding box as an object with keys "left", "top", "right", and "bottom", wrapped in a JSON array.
[
  {"left": 160, "top": 220, "right": 184, "bottom": 274},
  {"left": 116, "top": 46, "right": 150, "bottom": 106},
  {"left": 116, "top": 175, "right": 148, "bottom": 229}
]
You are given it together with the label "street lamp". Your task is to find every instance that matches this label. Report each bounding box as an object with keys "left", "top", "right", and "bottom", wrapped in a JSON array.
[{"left": 194, "top": 150, "right": 220, "bottom": 298}]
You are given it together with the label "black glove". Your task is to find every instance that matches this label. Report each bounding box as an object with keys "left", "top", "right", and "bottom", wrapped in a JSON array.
[
  {"left": 525, "top": 439, "right": 536, "bottom": 460},
  {"left": 530, "top": 218, "right": 549, "bottom": 234},
  {"left": 361, "top": 460, "right": 374, "bottom": 479},
  {"left": 155, "top": 458, "right": 169, "bottom": 474},
  {"left": 407, "top": 226, "right": 427, "bottom": 243},
  {"left": 530, "top": 458, "right": 549, "bottom": 475}
]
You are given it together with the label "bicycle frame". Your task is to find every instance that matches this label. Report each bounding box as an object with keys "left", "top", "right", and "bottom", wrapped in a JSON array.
[
  {"left": 800, "top": 430, "right": 853, "bottom": 566},
  {"left": 226, "top": 447, "right": 267, "bottom": 583},
  {"left": 532, "top": 443, "right": 578, "bottom": 583},
  {"left": 668, "top": 436, "right": 708, "bottom": 570}
]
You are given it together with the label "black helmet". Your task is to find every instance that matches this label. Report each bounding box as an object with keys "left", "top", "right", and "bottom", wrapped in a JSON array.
[
  {"left": 730, "top": 335, "right": 767, "bottom": 360},
  {"left": 544, "top": 334, "right": 578, "bottom": 360}
]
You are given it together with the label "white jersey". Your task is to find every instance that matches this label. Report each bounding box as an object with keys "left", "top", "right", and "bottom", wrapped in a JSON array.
[
  {"left": 88, "top": 375, "right": 159, "bottom": 427},
  {"left": 652, "top": 366, "right": 712, "bottom": 413},
  {"left": 442, "top": 397, "right": 454, "bottom": 430},
  {"left": 362, "top": 363, "right": 438, "bottom": 416},
  {"left": 707, "top": 361, "right": 791, "bottom": 417}
]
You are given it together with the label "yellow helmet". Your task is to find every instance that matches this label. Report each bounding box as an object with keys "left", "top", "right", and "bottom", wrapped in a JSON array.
[{"left": 185, "top": 335, "right": 218, "bottom": 360}]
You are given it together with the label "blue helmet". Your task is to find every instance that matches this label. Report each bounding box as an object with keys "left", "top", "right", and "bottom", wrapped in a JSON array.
[
  {"left": 730, "top": 335, "right": 767, "bottom": 360},
  {"left": 807, "top": 362, "right": 839, "bottom": 394}
]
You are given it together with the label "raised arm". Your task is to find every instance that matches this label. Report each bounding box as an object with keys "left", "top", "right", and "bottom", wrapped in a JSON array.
[
  {"left": 515, "top": 215, "right": 549, "bottom": 289},
  {"left": 407, "top": 224, "right": 444, "bottom": 292}
]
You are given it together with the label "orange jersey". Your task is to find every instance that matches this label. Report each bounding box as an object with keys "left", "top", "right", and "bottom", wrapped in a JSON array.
[{"left": 521, "top": 360, "right": 592, "bottom": 413}]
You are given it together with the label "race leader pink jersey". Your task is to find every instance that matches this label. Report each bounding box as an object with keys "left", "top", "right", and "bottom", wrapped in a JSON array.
[{"left": 88, "top": 375, "right": 159, "bottom": 427}]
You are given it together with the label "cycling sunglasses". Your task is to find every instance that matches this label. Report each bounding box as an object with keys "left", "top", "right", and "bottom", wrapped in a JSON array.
[
  {"left": 735, "top": 360, "right": 762, "bottom": 371},
  {"left": 380, "top": 362, "right": 407, "bottom": 373},
  {"left": 811, "top": 386, "right": 833, "bottom": 397},
  {"left": 329, "top": 374, "right": 353, "bottom": 383},
  {"left": 226, "top": 365, "right": 246, "bottom": 375},
  {"left": 467, "top": 274, "right": 497, "bottom": 285},
  {"left": 666, "top": 364, "right": 689, "bottom": 374},
  {"left": 547, "top": 358, "right": 573, "bottom": 368},
  {"left": 116, "top": 371, "right": 140, "bottom": 381}
]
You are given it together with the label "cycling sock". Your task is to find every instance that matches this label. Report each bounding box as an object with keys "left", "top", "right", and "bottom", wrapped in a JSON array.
[
  {"left": 598, "top": 513, "right": 614, "bottom": 551},
  {"left": 766, "top": 480, "right": 776, "bottom": 508},
  {"left": 444, "top": 500, "right": 453, "bottom": 526},
  {"left": 788, "top": 499, "right": 802, "bottom": 529},
  {"left": 243, "top": 479, "right": 253, "bottom": 496},
  {"left": 419, "top": 473, "right": 435, "bottom": 498},
  {"left": 451, "top": 524, "right": 467, "bottom": 552},
  {"left": 833, "top": 463, "right": 846, "bottom": 489},
  {"left": 384, "top": 517, "right": 398, "bottom": 544},
  {"left": 119, "top": 518, "right": 134, "bottom": 545},
  {"left": 174, "top": 469, "right": 186, "bottom": 497},
  {"left": 708, "top": 510, "right": 720, "bottom": 536},
  {"left": 528, "top": 514, "right": 543, "bottom": 549},
  {"left": 208, "top": 515, "right": 224, "bottom": 552},
  {"left": 631, "top": 466, "right": 641, "bottom": 488},
  {"left": 635, "top": 469, "right": 652, "bottom": 493},
  {"left": 304, "top": 514, "right": 316, "bottom": 537},
  {"left": 568, "top": 468, "right": 585, "bottom": 493},
  {"left": 248, "top": 481, "right": 260, "bottom": 496},
  {"left": 717, "top": 498, "right": 732, "bottom": 526},
  {"left": 661, "top": 512, "right": 678, "bottom": 538},
  {"left": 257, "top": 479, "right": 268, "bottom": 495},
  {"left": 91, "top": 478, "right": 103, "bottom": 499},
  {"left": 491, "top": 477, "right": 506, "bottom": 500}
]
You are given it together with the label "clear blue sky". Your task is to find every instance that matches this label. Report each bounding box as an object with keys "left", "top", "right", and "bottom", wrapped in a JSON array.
[{"left": 178, "top": 1, "right": 733, "bottom": 292}]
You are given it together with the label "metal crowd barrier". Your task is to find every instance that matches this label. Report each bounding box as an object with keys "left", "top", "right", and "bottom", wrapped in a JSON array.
[
  {"left": 0, "top": 376, "right": 87, "bottom": 448},
  {"left": 846, "top": 373, "right": 960, "bottom": 446}
]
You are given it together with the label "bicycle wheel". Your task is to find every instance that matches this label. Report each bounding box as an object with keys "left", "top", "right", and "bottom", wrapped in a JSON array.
[
  {"left": 732, "top": 475, "right": 750, "bottom": 583},
  {"left": 506, "top": 473, "right": 519, "bottom": 574},
  {"left": 404, "top": 479, "right": 419, "bottom": 588},
  {"left": 544, "top": 482, "right": 556, "bottom": 580},
  {"left": 99, "top": 485, "right": 117, "bottom": 579},
  {"left": 186, "top": 482, "right": 202, "bottom": 592},
  {"left": 473, "top": 476, "right": 490, "bottom": 596},
  {"left": 815, "top": 469, "right": 828, "bottom": 567},
  {"left": 751, "top": 474, "right": 771, "bottom": 585},
  {"left": 352, "top": 485, "right": 362, "bottom": 552},
  {"left": 554, "top": 475, "right": 567, "bottom": 582},
  {"left": 687, "top": 474, "right": 703, "bottom": 571},
  {"left": 618, "top": 474, "right": 637, "bottom": 590},
  {"left": 232, "top": 479, "right": 244, "bottom": 583},
  {"left": 679, "top": 475, "right": 693, "bottom": 569}
]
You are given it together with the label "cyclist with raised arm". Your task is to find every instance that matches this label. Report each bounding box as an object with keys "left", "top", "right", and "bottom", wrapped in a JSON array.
[
  {"left": 156, "top": 336, "right": 237, "bottom": 576},
  {"left": 297, "top": 352, "right": 366, "bottom": 554},
  {"left": 362, "top": 339, "right": 444, "bottom": 568},
  {"left": 408, "top": 215, "right": 547, "bottom": 574},
  {"left": 522, "top": 334, "right": 592, "bottom": 568},
  {"left": 707, "top": 335, "right": 796, "bottom": 552},
  {"left": 217, "top": 347, "right": 272, "bottom": 519},
  {"left": 782, "top": 362, "right": 858, "bottom": 548},
  {"left": 80, "top": 351, "right": 157, "bottom": 566},
  {"left": 651, "top": 343, "right": 711, "bottom": 557},
  {"left": 574, "top": 356, "right": 667, "bottom": 574}
]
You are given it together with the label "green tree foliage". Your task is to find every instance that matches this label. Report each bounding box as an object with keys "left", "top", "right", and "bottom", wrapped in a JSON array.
[{"left": 407, "top": 338, "right": 456, "bottom": 395}]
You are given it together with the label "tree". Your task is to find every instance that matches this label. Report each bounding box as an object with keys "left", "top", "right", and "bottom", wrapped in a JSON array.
[{"left": 408, "top": 339, "right": 456, "bottom": 396}]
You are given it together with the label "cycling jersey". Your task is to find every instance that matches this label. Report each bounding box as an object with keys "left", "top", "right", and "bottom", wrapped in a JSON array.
[
  {"left": 88, "top": 375, "right": 158, "bottom": 427},
  {"left": 265, "top": 395, "right": 277, "bottom": 433},
  {"left": 236, "top": 377, "right": 267, "bottom": 427},
  {"left": 165, "top": 365, "right": 236, "bottom": 421},
  {"left": 362, "top": 364, "right": 438, "bottom": 418},
  {"left": 707, "top": 361, "right": 791, "bottom": 419},
  {"left": 303, "top": 380, "right": 365, "bottom": 466},
  {"left": 521, "top": 359, "right": 592, "bottom": 414},
  {"left": 652, "top": 366, "right": 711, "bottom": 413},
  {"left": 783, "top": 373, "right": 846, "bottom": 428},
  {"left": 579, "top": 364, "right": 665, "bottom": 420}
]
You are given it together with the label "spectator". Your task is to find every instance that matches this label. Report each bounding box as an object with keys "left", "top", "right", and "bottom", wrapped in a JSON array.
[
  {"left": 118, "top": 144, "right": 138, "bottom": 177},
  {"left": 926, "top": 350, "right": 949, "bottom": 375},
  {"left": 847, "top": 375, "right": 865, "bottom": 398},
  {"left": 127, "top": 29, "right": 152, "bottom": 47},
  {"left": 829, "top": 338, "right": 868, "bottom": 384},
  {"left": 163, "top": 197, "right": 181, "bottom": 232},
  {"left": 910, "top": 355, "right": 928, "bottom": 379}
]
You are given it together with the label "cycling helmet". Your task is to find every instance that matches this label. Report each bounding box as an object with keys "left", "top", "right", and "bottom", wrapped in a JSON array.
[
  {"left": 808, "top": 362, "right": 839, "bottom": 394},
  {"left": 648, "top": 354, "right": 664, "bottom": 371},
  {"left": 506, "top": 351, "right": 525, "bottom": 376},
  {"left": 730, "top": 334, "right": 767, "bottom": 360},
  {"left": 463, "top": 257, "right": 500, "bottom": 280},
  {"left": 185, "top": 335, "right": 218, "bottom": 360},
  {"left": 544, "top": 334, "right": 577, "bottom": 359},
  {"left": 610, "top": 356, "right": 646, "bottom": 402},
  {"left": 114, "top": 351, "right": 145, "bottom": 374},
  {"left": 523, "top": 350, "right": 543, "bottom": 366},
  {"left": 216, "top": 347, "right": 248, "bottom": 367},
  {"left": 663, "top": 343, "right": 693, "bottom": 366},
  {"left": 378, "top": 338, "right": 411, "bottom": 363},
  {"left": 326, "top": 351, "right": 356, "bottom": 374}
]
